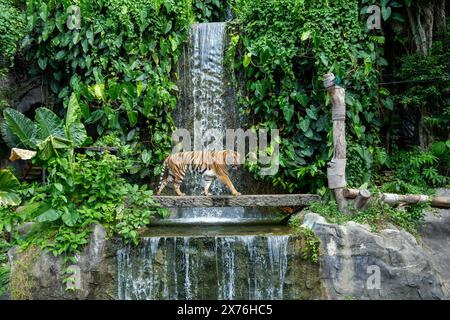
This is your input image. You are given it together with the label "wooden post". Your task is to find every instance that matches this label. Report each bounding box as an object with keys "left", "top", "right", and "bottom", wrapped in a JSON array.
[
  {"left": 324, "top": 73, "right": 348, "bottom": 213},
  {"left": 354, "top": 189, "right": 371, "bottom": 210}
]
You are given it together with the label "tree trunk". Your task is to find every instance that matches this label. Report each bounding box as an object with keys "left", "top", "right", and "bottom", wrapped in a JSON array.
[
  {"left": 405, "top": 0, "right": 444, "bottom": 56},
  {"left": 405, "top": 0, "right": 445, "bottom": 148},
  {"left": 433, "top": 0, "right": 447, "bottom": 35}
]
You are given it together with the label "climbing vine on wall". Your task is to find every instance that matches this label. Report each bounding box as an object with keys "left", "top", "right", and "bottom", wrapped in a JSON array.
[{"left": 229, "top": 0, "right": 383, "bottom": 193}]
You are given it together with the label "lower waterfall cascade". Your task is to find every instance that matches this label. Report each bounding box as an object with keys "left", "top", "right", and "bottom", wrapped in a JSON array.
[{"left": 116, "top": 235, "right": 303, "bottom": 300}]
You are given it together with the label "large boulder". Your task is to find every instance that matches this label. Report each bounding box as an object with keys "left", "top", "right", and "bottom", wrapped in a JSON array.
[
  {"left": 418, "top": 188, "right": 450, "bottom": 297},
  {"left": 302, "top": 207, "right": 449, "bottom": 299},
  {"left": 8, "top": 224, "right": 118, "bottom": 300}
]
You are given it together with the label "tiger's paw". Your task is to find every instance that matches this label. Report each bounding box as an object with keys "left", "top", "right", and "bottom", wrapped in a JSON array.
[
  {"left": 232, "top": 192, "right": 241, "bottom": 196},
  {"left": 177, "top": 192, "right": 186, "bottom": 196}
]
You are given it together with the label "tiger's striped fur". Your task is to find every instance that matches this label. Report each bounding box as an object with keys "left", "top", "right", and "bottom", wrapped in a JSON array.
[{"left": 156, "top": 150, "right": 241, "bottom": 196}]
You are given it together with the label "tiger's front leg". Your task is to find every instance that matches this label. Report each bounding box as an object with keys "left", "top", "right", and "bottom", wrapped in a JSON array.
[
  {"left": 174, "top": 183, "right": 186, "bottom": 196},
  {"left": 217, "top": 174, "right": 241, "bottom": 196}
]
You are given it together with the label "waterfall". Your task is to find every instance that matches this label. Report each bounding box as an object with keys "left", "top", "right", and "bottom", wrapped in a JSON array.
[
  {"left": 117, "top": 235, "right": 291, "bottom": 300},
  {"left": 171, "top": 22, "right": 251, "bottom": 222},
  {"left": 115, "top": 22, "right": 302, "bottom": 301}
]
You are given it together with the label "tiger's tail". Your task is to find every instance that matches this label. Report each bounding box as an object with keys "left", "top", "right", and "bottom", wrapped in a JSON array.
[{"left": 156, "top": 157, "right": 169, "bottom": 194}]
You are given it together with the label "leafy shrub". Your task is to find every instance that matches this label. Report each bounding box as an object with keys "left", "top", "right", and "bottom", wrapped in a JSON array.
[
  {"left": 390, "top": 40, "right": 450, "bottom": 149},
  {"left": 0, "top": 237, "right": 10, "bottom": 297},
  {"left": 288, "top": 214, "right": 320, "bottom": 264},
  {"left": 387, "top": 149, "right": 448, "bottom": 188},
  {"left": 193, "top": 0, "right": 229, "bottom": 22},
  {"left": 17, "top": 151, "right": 166, "bottom": 255},
  {"left": 1, "top": 94, "right": 89, "bottom": 161}
]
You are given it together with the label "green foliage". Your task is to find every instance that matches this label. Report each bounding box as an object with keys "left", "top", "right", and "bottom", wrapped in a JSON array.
[
  {"left": 229, "top": 0, "right": 382, "bottom": 193},
  {"left": 288, "top": 214, "right": 320, "bottom": 263},
  {"left": 0, "top": 237, "right": 10, "bottom": 297},
  {"left": 309, "top": 199, "right": 427, "bottom": 235},
  {"left": 23, "top": 0, "right": 194, "bottom": 178},
  {"left": 346, "top": 142, "right": 374, "bottom": 187},
  {"left": 0, "top": 0, "right": 26, "bottom": 75},
  {"left": 0, "top": 169, "right": 21, "bottom": 207},
  {"left": 391, "top": 42, "right": 450, "bottom": 146},
  {"left": 18, "top": 151, "right": 165, "bottom": 255},
  {"left": 1, "top": 94, "right": 89, "bottom": 161},
  {"left": 387, "top": 149, "right": 448, "bottom": 188},
  {"left": 193, "top": 0, "right": 229, "bottom": 22}
]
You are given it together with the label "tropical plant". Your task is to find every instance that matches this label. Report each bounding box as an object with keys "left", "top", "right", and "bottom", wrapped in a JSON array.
[
  {"left": 193, "top": 0, "right": 229, "bottom": 22},
  {"left": 23, "top": 0, "right": 193, "bottom": 178},
  {"left": 1, "top": 94, "right": 88, "bottom": 161},
  {"left": 0, "top": 237, "right": 9, "bottom": 297},
  {"left": 0, "top": 169, "right": 21, "bottom": 207}
]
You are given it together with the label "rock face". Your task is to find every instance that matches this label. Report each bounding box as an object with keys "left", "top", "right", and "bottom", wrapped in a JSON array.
[
  {"left": 417, "top": 189, "right": 450, "bottom": 297},
  {"left": 302, "top": 208, "right": 449, "bottom": 300},
  {"left": 8, "top": 224, "right": 118, "bottom": 300},
  {"left": 6, "top": 197, "right": 450, "bottom": 300}
]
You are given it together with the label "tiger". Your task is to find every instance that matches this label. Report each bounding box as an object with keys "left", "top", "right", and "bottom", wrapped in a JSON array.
[{"left": 156, "top": 150, "right": 242, "bottom": 196}]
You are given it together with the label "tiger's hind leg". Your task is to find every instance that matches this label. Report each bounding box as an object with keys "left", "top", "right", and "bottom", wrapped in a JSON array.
[
  {"left": 217, "top": 174, "right": 241, "bottom": 196},
  {"left": 157, "top": 174, "right": 173, "bottom": 195},
  {"left": 174, "top": 182, "right": 186, "bottom": 196},
  {"left": 174, "top": 174, "right": 186, "bottom": 196}
]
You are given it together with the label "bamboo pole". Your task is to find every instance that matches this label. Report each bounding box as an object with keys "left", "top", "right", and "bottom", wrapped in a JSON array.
[
  {"left": 324, "top": 73, "right": 348, "bottom": 213},
  {"left": 343, "top": 188, "right": 450, "bottom": 209}
]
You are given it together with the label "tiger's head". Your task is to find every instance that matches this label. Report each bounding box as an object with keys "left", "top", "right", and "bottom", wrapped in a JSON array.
[{"left": 223, "top": 149, "right": 241, "bottom": 166}]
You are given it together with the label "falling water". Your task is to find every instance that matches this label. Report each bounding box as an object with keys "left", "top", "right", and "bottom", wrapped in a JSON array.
[
  {"left": 171, "top": 22, "right": 256, "bottom": 222},
  {"left": 117, "top": 235, "right": 290, "bottom": 300}
]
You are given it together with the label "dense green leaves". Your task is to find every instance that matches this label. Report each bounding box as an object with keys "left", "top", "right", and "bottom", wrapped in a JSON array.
[
  {"left": 0, "top": 0, "right": 26, "bottom": 74},
  {"left": 0, "top": 169, "right": 21, "bottom": 206},
  {"left": 24, "top": 0, "right": 193, "bottom": 178},
  {"left": 230, "top": 0, "right": 381, "bottom": 192}
]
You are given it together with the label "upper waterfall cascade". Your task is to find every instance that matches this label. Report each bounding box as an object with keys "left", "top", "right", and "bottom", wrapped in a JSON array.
[{"left": 171, "top": 22, "right": 260, "bottom": 222}]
